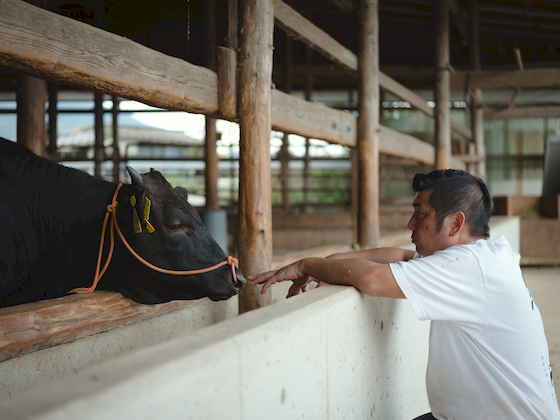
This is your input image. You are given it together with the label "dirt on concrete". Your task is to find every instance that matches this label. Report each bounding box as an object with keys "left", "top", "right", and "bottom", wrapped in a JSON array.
[{"left": 522, "top": 266, "right": 560, "bottom": 407}]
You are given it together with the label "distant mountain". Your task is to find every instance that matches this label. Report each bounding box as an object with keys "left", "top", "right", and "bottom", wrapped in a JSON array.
[{"left": 57, "top": 112, "right": 150, "bottom": 134}]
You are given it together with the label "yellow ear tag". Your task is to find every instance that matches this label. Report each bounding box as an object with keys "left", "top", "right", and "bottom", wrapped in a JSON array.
[
  {"left": 143, "top": 197, "right": 155, "bottom": 233},
  {"left": 130, "top": 195, "right": 136, "bottom": 207},
  {"left": 133, "top": 209, "right": 142, "bottom": 233},
  {"left": 145, "top": 220, "right": 156, "bottom": 233},
  {"left": 143, "top": 197, "right": 151, "bottom": 221}
]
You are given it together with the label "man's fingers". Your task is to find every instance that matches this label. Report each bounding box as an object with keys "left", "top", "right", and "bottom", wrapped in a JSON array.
[{"left": 248, "top": 271, "right": 277, "bottom": 285}]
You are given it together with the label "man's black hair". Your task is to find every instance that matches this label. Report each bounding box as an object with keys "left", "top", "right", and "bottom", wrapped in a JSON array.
[{"left": 412, "top": 169, "right": 493, "bottom": 238}]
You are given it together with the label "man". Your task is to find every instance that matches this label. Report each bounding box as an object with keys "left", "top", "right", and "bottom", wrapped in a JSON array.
[{"left": 249, "top": 169, "right": 560, "bottom": 420}]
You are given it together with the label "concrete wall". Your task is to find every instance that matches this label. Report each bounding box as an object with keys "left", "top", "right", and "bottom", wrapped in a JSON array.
[
  {"left": 0, "top": 296, "right": 238, "bottom": 399},
  {"left": 1, "top": 286, "right": 431, "bottom": 420}
]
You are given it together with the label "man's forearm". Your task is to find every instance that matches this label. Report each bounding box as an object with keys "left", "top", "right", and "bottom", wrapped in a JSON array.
[
  {"left": 300, "top": 257, "right": 405, "bottom": 298},
  {"left": 328, "top": 247, "right": 415, "bottom": 264}
]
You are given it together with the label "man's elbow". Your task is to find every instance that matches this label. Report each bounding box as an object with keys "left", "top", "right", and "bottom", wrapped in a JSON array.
[{"left": 355, "top": 266, "right": 405, "bottom": 299}]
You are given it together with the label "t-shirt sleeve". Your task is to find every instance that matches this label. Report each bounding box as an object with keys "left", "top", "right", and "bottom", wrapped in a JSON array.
[{"left": 389, "top": 248, "right": 488, "bottom": 328}]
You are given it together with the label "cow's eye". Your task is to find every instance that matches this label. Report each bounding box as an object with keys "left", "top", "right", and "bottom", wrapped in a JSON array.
[{"left": 167, "top": 223, "right": 182, "bottom": 232}]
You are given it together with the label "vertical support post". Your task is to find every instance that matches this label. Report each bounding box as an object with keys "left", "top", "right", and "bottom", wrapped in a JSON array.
[
  {"left": 435, "top": 0, "right": 451, "bottom": 169},
  {"left": 16, "top": 75, "right": 47, "bottom": 157},
  {"left": 238, "top": 0, "right": 274, "bottom": 313},
  {"left": 280, "top": 33, "right": 293, "bottom": 213},
  {"left": 303, "top": 46, "right": 313, "bottom": 213},
  {"left": 217, "top": 47, "right": 238, "bottom": 120},
  {"left": 204, "top": 0, "right": 220, "bottom": 211},
  {"left": 47, "top": 82, "right": 59, "bottom": 161},
  {"left": 94, "top": 92, "right": 104, "bottom": 178},
  {"left": 205, "top": 118, "right": 220, "bottom": 211},
  {"left": 111, "top": 96, "right": 120, "bottom": 183},
  {"left": 357, "top": 0, "right": 380, "bottom": 249},
  {"left": 469, "top": 0, "right": 486, "bottom": 179}
]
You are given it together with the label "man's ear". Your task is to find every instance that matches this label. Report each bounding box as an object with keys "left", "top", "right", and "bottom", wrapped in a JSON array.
[{"left": 449, "top": 211, "right": 466, "bottom": 237}]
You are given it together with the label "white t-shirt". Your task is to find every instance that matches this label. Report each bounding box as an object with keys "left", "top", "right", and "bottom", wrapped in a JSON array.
[{"left": 390, "top": 236, "right": 560, "bottom": 420}]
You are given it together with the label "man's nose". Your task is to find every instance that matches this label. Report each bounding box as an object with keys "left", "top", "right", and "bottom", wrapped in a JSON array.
[{"left": 407, "top": 215, "right": 415, "bottom": 231}]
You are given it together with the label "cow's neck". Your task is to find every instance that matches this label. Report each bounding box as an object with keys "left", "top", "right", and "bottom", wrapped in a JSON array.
[{"left": 30, "top": 161, "right": 136, "bottom": 292}]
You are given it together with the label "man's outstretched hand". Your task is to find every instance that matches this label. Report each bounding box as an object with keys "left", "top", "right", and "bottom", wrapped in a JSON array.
[{"left": 247, "top": 259, "right": 326, "bottom": 298}]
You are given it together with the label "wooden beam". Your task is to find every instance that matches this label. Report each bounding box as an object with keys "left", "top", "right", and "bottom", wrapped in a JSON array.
[
  {"left": 217, "top": 47, "right": 237, "bottom": 120},
  {"left": 357, "top": 0, "right": 380, "bottom": 249},
  {"left": 16, "top": 74, "right": 47, "bottom": 157},
  {"left": 271, "top": 89, "right": 356, "bottom": 146},
  {"left": 93, "top": 91, "right": 104, "bottom": 178},
  {"left": 435, "top": 0, "right": 451, "bottom": 169},
  {"left": 0, "top": 0, "right": 220, "bottom": 116},
  {"left": 237, "top": 0, "right": 274, "bottom": 313},
  {"left": 111, "top": 96, "right": 120, "bottom": 183},
  {"left": 0, "top": 292, "right": 201, "bottom": 363},
  {"left": 451, "top": 68, "right": 560, "bottom": 90},
  {"left": 448, "top": 0, "right": 469, "bottom": 45},
  {"left": 273, "top": 0, "right": 471, "bottom": 140},
  {"left": 469, "top": 0, "right": 486, "bottom": 179},
  {"left": 379, "top": 72, "right": 472, "bottom": 139},
  {"left": 273, "top": 0, "right": 358, "bottom": 73},
  {"left": 485, "top": 106, "right": 560, "bottom": 120},
  {"left": 271, "top": 90, "right": 466, "bottom": 169}
]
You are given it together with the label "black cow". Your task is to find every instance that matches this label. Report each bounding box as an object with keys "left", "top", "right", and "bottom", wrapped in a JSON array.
[{"left": 0, "top": 138, "right": 245, "bottom": 307}]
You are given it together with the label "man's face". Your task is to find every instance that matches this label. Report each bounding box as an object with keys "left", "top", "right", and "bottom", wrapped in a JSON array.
[{"left": 407, "top": 190, "right": 452, "bottom": 256}]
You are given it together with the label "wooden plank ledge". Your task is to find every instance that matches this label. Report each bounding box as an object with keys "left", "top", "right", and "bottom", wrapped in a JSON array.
[{"left": 0, "top": 292, "right": 201, "bottom": 363}]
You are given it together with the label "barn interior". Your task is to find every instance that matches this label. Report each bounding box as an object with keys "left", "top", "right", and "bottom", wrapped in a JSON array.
[
  {"left": 0, "top": 1, "right": 560, "bottom": 415},
  {"left": 2, "top": 0, "right": 560, "bottom": 259}
]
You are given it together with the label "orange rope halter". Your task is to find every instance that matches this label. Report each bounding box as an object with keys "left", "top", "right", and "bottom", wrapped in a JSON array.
[{"left": 69, "top": 183, "right": 239, "bottom": 294}]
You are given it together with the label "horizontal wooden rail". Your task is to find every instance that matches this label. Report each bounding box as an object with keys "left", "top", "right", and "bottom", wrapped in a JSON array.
[
  {"left": 0, "top": 0, "right": 459, "bottom": 165},
  {"left": 0, "top": 292, "right": 200, "bottom": 363},
  {"left": 0, "top": 0, "right": 220, "bottom": 116},
  {"left": 451, "top": 68, "right": 560, "bottom": 91},
  {"left": 274, "top": 0, "right": 472, "bottom": 140},
  {"left": 485, "top": 105, "right": 560, "bottom": 120}
]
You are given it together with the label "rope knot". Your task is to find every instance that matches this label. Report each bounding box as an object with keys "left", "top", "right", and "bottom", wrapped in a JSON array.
[
  {"left": 227, "top": 256, "right": 239, "bottom": 267},
  {"left": 107, "top": 201, "right": 118, "bottom": 213}
]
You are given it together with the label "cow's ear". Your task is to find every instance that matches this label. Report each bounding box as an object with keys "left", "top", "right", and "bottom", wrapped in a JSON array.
[
  {"left": 127, "top": 166, "right": 145, "bottom": 191},
  {"left": 175, "top": 186, "right": 189, "bottom": 201}
]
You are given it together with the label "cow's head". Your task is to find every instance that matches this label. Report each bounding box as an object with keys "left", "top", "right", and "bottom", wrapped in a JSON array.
[{"left": 115, "top": 167, "right": 245, "bottom": 304}]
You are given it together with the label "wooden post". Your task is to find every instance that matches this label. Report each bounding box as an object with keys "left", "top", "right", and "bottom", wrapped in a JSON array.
[
  {"left": 303, "top": 46, "right": 313, "bottom": 213},
  {"left": 238, "top": 0, "right": 274, "bottom": 313},
  {"left": 205, "top": 118, "right": 220, "bottom": 211},
  {"left": 435, "top": 0, "right": 451, "bottom": 170},
  {"left": 280, "top": 33, "right": 293, "bottom": 213},
  {"left": 16, "top": 74, "right": 47, "bottom": 157},
  {"left": 47, "top": 82, "right": 59, "bottom": 161},
  {"left": 111, "top": 96, "right": 120, "bottom": 183},
  {"left": 94, "top": 91, "right": 104, "bottom": 179},
  {"left": 357, "top": 0, "right": 380, "bottom": 249},
  {"left": 217, "top": 47, "right": 237, "bottom": 120},
  {"left": 469, "top": 0, "right": 486, "bottom": 179}
]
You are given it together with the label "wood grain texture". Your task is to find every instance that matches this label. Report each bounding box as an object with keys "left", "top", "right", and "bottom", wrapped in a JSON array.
[
  {"left": 0, "top": 292, "right": 200, "bottom": 363},
  {"left": 434, "top": 0, "right": 451, "bottom": 170},
  {"left": 273, "top": 0, "right": 358, "bottom": 72},
  {"left": 0, "top": 0, "right": 219, "bottom": 115},
  {"left": 357, "top": 0, "right": 380, "bottom": 249},
  {"left": 274, "top": 0, "right": 471, "bottom": 140},
  {"left": 271, "top": 89, "right": 356, "bottom": 146},
  {"left": 16, "top": 75, "right": 47, "bottom": 157},
  {"left": 237, "top": 0, "right": 274, "bottom": 312},
  {"left": 451, "top": 68, "right": 560, "bottom": 90},
  {"left": 217, "top": 46, "right": 238, "bottom": 119}
]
